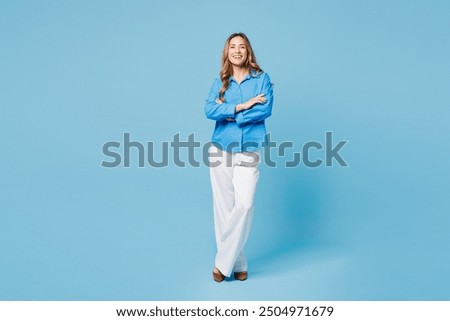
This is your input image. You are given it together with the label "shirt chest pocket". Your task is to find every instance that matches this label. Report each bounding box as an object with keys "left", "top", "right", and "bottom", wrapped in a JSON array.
[
  {"left": 241, "top": 82, "right": 260, "bottom": 102},
  {"left": 224, "top": 89, "right": 242, "bottom": 103}
]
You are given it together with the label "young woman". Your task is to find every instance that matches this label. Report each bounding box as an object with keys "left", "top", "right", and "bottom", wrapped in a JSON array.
[{"left": 204, "top": 32, "right": 274, "bottom": 282}]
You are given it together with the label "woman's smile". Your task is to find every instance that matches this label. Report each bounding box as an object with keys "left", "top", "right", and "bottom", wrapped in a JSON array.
[{"left": 228, "top": 36, "right": 247, "bottom": 66}]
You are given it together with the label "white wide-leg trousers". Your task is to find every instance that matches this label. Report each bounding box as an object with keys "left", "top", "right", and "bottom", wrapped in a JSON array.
[{"left": 208, "top": 144, "right": 260, "bottom": 277}]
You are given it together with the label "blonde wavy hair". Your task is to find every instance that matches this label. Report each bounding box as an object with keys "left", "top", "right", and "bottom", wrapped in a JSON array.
[{"left": 219, "top": 33, "right": 262, "bottom": 101}]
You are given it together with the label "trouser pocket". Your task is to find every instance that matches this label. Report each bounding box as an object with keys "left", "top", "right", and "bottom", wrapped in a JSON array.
[{"left": 238, "top": 151, "right": 260, "bottom": 167}]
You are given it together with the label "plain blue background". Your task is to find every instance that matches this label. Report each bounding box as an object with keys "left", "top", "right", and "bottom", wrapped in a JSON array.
[{"left": 1, "top": 0, "right": 449, "bottom": 300}]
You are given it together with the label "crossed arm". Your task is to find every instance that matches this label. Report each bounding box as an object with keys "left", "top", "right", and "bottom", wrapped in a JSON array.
[{"left": 204, "top": 74, "right": 273, "bottom": 126}]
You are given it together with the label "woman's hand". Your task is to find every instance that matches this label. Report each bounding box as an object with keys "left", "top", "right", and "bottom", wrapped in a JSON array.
[{"left": 235, "top": 94, "right": 266, "bottom": 113}]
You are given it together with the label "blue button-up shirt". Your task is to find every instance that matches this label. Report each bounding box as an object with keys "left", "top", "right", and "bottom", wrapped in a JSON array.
[{"left": 204, "top": 71, "right": 274, "bottom": 153}]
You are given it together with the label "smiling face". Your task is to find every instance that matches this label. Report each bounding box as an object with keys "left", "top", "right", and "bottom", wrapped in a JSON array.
[{"left": 227, "top": 36, "right": 248, "bottom": 67}]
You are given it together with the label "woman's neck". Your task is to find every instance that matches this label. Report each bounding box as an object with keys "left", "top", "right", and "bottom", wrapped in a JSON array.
[{"left": 232, "top": 66, "right": 250, "bottom": 83}]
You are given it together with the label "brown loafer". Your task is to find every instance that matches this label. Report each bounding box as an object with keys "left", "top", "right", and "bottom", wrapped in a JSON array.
[
  {"left": 234, "top": 271, "right": 248, "bottom": 281},
  {"left": 213, "top": 268, "right": 225, "bottom": 282}
]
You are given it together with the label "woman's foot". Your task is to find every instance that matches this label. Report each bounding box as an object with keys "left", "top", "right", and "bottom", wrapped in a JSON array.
[
  {"left": 234, "top": 271, "right": 248, "bottom": 281},
  {"left": 213, "top": 267, "right": 225, "bottom": 282}
]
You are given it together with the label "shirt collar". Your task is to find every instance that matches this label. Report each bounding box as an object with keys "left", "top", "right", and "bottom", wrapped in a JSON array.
[{"left": 229, "top": 69, "right": 262, "bottom": 83}]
